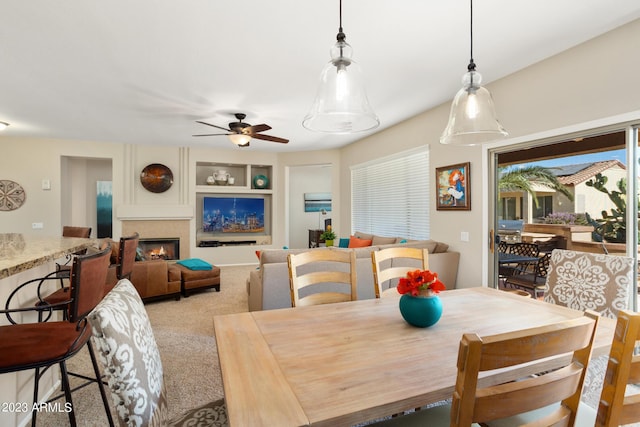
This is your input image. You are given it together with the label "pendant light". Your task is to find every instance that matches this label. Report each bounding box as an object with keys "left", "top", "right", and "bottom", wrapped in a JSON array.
[
  {"left": 303, "top": 0, "right": 379, "bottom": 134},
  {"left": 440, "top": 0, "right": 508, "bottom": 145}
]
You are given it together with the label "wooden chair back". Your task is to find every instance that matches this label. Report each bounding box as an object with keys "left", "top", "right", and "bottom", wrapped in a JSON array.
[
  {"left": 62, "top": 226, "right": 92, "bottom": 238},
  {"left": 68, "top": 244, "right": 111, "bottom": 322},
  {"left": 596, "top": 309, "right": 640, "bottom": 426},
  {"left": 288, "top": 250, "right": 357, "bottom": 307},
  {"left": 371, "top": 247, "right": 429, "bottom": 298},
  {"left": 116, "top": 232, "right": 139, "bottom": 280},
  {"left": 452, "top": 312, "right": 598, "bottom": 426}
]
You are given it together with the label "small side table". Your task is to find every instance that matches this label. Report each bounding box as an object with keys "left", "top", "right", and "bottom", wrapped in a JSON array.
[{"left": 308, "top": 229, "right": 325, "bottom": 248}]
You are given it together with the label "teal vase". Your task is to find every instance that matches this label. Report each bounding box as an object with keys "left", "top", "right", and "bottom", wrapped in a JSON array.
[{"left": 399, "top": 294, "right": 443, "bottom": 328}]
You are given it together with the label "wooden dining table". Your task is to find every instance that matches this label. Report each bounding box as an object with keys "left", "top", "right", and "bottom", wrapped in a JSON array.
[{"left": 213, "top": 287, "right": 616, "bottom": 427}]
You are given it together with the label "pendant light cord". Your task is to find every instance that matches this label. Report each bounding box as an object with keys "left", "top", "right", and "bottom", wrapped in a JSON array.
[
  {"left": 337, "top": 0, "right": 346, "bottom": 42},
  {"left": 468, "top": 0, "right": 476, "bottom": 72}
]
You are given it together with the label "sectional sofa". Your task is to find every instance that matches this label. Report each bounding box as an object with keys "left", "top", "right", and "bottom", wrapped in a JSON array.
[{"left": 247, "top": 233, "right": 460, "bottom": 311}]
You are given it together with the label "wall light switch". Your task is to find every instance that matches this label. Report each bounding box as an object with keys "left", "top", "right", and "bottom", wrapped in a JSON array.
[
  {"left": 460, "top": 231, "right": 470, "bottom": 242},
  {"left": 32, "top": 222, "right": 44, "bottom": 229},
  {"left": 41, "top": 179, "right": 51, "bottom": 190}
]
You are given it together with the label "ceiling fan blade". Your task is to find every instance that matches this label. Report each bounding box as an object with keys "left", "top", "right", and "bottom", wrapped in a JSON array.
[
  {"left": 244, "top": 124, "right": 271, "bottom": 134},
  {"left": 192, "top": 133, "right": 230, "bottom": 137},
  {"left": 196, "top": 120, "right": 231, "bottom": 132},
  {"left": 252, "top": 134, "right": 289, "bottom": 144}
]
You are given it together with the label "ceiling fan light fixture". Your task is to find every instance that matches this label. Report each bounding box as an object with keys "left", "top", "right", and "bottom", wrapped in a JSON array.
[
  {"left": 0, "top": 121, "right": 9, "bottom": 131},
  {"left": 440, "top": 0, "right": 508, "bottom": 146},
  {"left": 228, "top": 134, "right": 252, "bottom": 146},
  {"left": 303, "top": 0, "right": 379, "bottom": 134}
]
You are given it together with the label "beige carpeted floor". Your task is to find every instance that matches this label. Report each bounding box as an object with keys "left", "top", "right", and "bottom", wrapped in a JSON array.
[{"left": 36, "top": 264, "right": 256, "bottom": 427}]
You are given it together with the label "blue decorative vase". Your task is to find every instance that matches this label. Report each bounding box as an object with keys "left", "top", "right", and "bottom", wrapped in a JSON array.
[{"left": 399, "top": 294, "right": 443, "bottom": 328}]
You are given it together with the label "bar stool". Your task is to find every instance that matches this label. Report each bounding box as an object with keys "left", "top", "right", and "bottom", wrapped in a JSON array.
[{"left": 0, "top": 245, "right": 114, "bottom": 427}]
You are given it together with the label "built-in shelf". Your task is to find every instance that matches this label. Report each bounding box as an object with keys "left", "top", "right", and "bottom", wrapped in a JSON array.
[
  {"left": 194, "top": 161, "right": 274, "bottom": 247},
  {"left": 195, "top": 161, "right": 273, "bottom": 193}
]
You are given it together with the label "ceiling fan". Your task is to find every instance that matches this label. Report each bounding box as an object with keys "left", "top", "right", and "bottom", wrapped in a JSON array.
[{"left": 193, "top": 113, "right": 289, "bottom": 147}]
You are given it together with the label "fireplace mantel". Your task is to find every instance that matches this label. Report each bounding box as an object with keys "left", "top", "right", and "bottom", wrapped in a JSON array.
[{"left": 117, "top": 204, "right": 193, "bottom": 220}]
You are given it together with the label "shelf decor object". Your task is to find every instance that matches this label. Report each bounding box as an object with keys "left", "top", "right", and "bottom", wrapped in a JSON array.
[
  {"left": 0, "top": 179, "right": 26, "bottom": 211},
  {"left": 140, "top": 163, "right": 174, "bottom": 193},
  {"left": 253, "top": 174, "right": 269, "bottom": 189},
  {"left": 440, "top": 0, "right": 508, "bottom": 146}
]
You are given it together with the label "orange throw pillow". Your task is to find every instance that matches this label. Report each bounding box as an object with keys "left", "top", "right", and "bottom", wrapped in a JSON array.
[{"left": 348, "top": 236, "right": 373, "bottom": 248}]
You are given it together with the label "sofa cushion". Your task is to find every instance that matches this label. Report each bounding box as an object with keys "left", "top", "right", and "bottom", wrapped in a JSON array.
[
  {"left": 349, "top": 236, "right": 372, "bottom": 248},
  {"left": 434, "top": 241, "right": 449, "bottom": 253},
  {"left": 353, "top": 232, "right": 374, "bottom": 240},
  {"left": 371, "top": 235, "right": 397, "bottom": 245}
]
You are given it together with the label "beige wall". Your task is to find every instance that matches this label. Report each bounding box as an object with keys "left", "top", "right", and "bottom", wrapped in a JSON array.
[
  {"left": 1, "top": 19, "right": 639, "bottom": 274},
  {"left": 339, "top": 18, "right": 640, "bottom": 288}
]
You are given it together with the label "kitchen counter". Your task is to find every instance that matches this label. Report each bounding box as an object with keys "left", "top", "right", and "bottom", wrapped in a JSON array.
[{"left": 0, "top": 233, "right": 94, "bottom": 279}]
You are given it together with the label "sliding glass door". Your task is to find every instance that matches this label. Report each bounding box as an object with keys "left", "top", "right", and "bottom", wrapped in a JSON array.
[{"left": 489, "top": 124, "right": 639, "bottom": 309}]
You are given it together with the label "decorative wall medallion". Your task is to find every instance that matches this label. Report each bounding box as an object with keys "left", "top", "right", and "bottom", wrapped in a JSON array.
[
  {"left": 0, "top": 180, "right": 26, "bottom": 211},
  {"left": 140, "top": 163, "right": 174, "bottom": 193}
]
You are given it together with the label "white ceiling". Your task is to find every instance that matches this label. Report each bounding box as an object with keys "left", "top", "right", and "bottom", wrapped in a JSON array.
[{"left": 1, "top": 0, "right": 639, "bottom": 152}]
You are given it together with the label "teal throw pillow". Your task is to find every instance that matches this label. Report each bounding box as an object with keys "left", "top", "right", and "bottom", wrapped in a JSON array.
[
  {"left": 338, "top": 238, "right": 350, "bottom": 248},
  {"left": 177, "top": 258, "right": 213, "bottom": 271}
]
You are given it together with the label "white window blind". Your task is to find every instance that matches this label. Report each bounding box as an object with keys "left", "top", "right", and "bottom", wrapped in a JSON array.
[{"left": 351, "top": 147, "right": 429, "bottom": 239}]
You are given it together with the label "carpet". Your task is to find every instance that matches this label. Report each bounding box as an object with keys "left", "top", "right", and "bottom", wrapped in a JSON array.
[{"left": 36, "top": 264, "right": 255, "bottom": 427}]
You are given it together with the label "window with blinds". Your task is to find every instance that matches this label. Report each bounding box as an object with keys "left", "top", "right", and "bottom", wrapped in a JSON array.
[{"left": 351, "top": 147, "right": 429, "bottom": 239}]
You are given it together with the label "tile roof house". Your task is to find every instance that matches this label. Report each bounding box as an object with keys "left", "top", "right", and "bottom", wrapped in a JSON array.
[{"left": 500, "top": 160, "right": 627, "bottom": 223}]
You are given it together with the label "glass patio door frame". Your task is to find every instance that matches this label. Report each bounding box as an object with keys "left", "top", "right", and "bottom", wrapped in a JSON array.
[{"left": 484, "top": 121, "right": 639, "bottom": 310}]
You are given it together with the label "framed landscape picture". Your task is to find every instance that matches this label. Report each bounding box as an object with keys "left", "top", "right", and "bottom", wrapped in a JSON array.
[{"left": 436, "top": 162, "right": 470, "bottom": 211}]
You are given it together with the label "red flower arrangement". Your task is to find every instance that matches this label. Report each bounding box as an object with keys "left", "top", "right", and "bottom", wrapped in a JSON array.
[{"left": 397, "top": 269, "right": 446, "bottom": 297}]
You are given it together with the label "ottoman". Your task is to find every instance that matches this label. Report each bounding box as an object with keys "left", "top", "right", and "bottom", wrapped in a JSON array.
[{"left": 175, "top": 264, "right": 221, "bottom": 297}]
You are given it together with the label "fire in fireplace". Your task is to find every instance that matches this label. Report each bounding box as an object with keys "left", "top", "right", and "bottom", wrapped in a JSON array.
[{"left": 137, "top": 238, "right": 180, "bottom": 261}]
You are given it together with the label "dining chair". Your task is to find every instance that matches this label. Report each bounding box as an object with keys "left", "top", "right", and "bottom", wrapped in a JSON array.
[
  {"left": 371, "top": 247, "right": 429, "bottom": 298},
  {"left": 503, "top": 252, "right": 550, "bottom": 298},
  {"left": 0, "top": 244, "right": 113, "bottom": 427},
  {"left": 373, "top": 312, "right": 599, "bottom": 426},
  {"left": 287, "top": 249, "right": 357, "bottom": 307},
  {"left": 592, "top": 309, "right": 640, "bottom": 426},
  {"left": 543, "top": 249, "right": 635, "bottom": 409},
  {"left": 88, "top": 279, "right": 228, "bottom": 427}
]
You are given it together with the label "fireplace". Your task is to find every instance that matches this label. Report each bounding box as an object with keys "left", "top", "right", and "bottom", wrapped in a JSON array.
[{"left": 137, "top": 238, "right": 180, "bottom": 261}]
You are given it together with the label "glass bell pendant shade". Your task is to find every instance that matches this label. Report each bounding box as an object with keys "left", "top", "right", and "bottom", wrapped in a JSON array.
[
  {"left": 303, "top": 39, "right": 379, "bottom": 134},
  {"left": 440, "top": 70, "right": 508, "bottom": 145}
]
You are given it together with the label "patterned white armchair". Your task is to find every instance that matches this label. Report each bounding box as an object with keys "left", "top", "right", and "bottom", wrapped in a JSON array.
[
  {"left": 543, "top": 249, "right": 635, "bottom": 409},
  {"left": 88, "top": 279, "right": 228, "bottom": 427}
]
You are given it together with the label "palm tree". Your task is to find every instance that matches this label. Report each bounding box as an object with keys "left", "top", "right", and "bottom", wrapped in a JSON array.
[{"left": 498, "top": 165, "right": 574, "bottom": 207}]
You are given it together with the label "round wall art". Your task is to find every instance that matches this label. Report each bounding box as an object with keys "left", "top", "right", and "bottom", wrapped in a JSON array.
[
  {"left": 0, "top": 180, "right": 26, "bottom": 211},
  {"left": 140, "top": 163, "right": 174, "bottom": 193}
]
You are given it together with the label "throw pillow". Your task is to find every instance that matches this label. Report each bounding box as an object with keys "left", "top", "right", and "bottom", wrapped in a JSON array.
[
  {"left": 338, "top": 238, "right": 350, "bottom": 248},
  {"left": 372, "top": 235, "right": 397, "bottom": 245},
  {"left": 348, "top": 236, "right": 372, "bottom": 248},
  {"left": 176, "top": 258, "right": 213, "bottom": 271}
]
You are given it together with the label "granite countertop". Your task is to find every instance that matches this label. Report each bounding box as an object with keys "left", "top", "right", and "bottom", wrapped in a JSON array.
[{"left": 0, "top": 233, "right": 95, "bottom": 279}]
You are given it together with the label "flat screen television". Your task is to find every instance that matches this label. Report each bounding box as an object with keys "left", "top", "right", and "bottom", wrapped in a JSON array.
[{"left": 202, "top": 196, "right": 265, "bottom": 234}]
